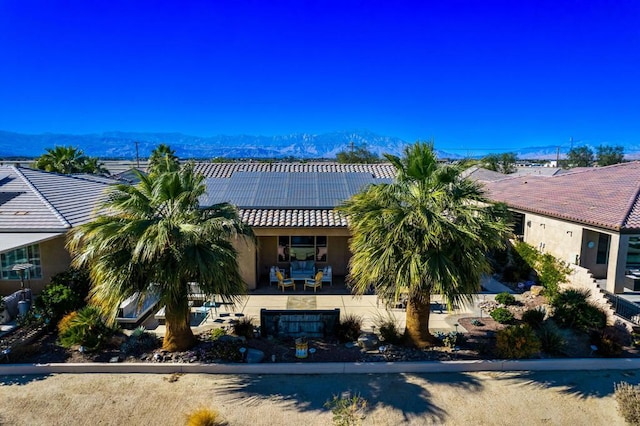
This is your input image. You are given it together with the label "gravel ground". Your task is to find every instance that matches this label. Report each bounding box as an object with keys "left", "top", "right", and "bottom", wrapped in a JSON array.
[{"left": 0, "top": 369, "right": 634, "bottom": 425}]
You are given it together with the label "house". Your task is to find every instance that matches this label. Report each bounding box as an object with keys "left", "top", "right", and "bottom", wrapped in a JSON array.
[
  {"left": 481, "top": 162, "right": 640, "bottom": 294},
  {"left": 0, "top": 165, "right": 111, "bottom": 294},
  {"left": 193, "top": 162, "right": 395, "bottom": 289}
]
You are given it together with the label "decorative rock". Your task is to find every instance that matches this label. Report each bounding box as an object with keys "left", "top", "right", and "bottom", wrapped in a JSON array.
[
  {"left": 344, "top": 342, "right": 357, "bottom": 349},
  {"left": 109, "top": 356, "right": 120, "bottom": 363},
  {"left": 357, "top": 333, "right": 379, "bottom": 350},
  {"left": 246, "top": 348, "right": 264, "bottom": 363},
  {"left": 530, "top": 285, "right": 545, "bottom": 296}
]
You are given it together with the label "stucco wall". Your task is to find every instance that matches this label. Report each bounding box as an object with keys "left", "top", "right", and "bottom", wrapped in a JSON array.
[
  {"left": 233, "top": 236, "right": 257, "bottom": 290},
  {"left": 521, "top": 212, "right": 584, "bottom": 265},
  {"left": 1, "top": 235, "right": 72, "bottom": 296}
]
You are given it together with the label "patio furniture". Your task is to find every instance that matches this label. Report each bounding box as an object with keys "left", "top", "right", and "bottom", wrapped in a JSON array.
[
  {"left": 625, "top": 274, "right": 640, "bottom": 291},
  {"left": 276, "top": 270, "right": 296, "bottom": 292},
  {"left": 304, "top": 271, "right": 324, "bottom": 293},
  {"left": 320, "top": 265, "right": 332, "bottom": 286},
  {"left": 269, "top": 266, "right": 285, "bottom": 286},
  {"left": 290, "top": 260, "right": 315, "bottom": 279}
]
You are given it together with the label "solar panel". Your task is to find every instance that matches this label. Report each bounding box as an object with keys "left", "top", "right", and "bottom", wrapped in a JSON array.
[{"left": 201, "top": 172, "right": 391, "bottom": 208}]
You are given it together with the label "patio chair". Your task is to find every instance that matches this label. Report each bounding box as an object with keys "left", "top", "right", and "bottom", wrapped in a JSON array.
[
  {"left": 304, "top": 271, "right": 324, "bottom": 293},
  {"left": 276, "top": 270, "right": 296, "bottom": 292}
]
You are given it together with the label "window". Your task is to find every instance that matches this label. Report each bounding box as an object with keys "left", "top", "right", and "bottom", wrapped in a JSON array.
[
  {"left": 1, "top": 244, "right": 42, "bottom": 279},
  {"left": 628, "top": 237, "right": 640, "bottom": 266},
  {"left": 596, "top": 233, "right": 610, "bottom": 265},
  {"left": 277, "top": 236, "right": 328, "bottom": 262}
]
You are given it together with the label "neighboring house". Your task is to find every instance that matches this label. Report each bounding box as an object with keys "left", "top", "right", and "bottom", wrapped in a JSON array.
[
  {"left": 481, "top": 162, "right": 640, "bottom": 294},
  {"left": 193, "top": 162, "right": 395, "bottom": 289},
  {"left": 0, "top": 165, "right": 111, "bottom": 295}
]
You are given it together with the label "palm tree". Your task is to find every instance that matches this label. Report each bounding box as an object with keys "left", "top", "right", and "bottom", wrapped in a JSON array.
[
  {"left": 339, "top": 142, "right": 510, "bottom": 347},
  {"left": 34, "top": 145, "right": 107, "bottom": 175},
  {"left": 67, "top": 164, "right": 255, "bottom": 351},
  {"left": 148, "top": 143, "right": 180, "bottom": 175}
]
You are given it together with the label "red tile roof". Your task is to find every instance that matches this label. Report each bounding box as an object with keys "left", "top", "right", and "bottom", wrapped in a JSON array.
[{"left": 483, "top": 162, "right": 640, "bottom": 232}]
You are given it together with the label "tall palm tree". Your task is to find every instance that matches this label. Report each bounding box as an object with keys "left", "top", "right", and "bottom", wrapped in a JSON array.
[
  {"left": 148, "top": 143, "right": 180, "bottom": 176},
  {"left": 340, "top": 142, "right": 510, "bottom": 347},
  {"left": 67, "top": 164, "right": 255, "bottom": 351}
]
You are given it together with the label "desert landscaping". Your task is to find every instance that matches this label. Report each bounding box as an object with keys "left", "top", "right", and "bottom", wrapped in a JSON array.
[{"left": 0, "top": 369, "right": 632, "bottom": 425}]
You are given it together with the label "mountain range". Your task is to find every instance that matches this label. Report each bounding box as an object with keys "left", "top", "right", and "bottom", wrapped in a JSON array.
[{"left": 0, "top": 130, "right": 638, "bottom": 160}]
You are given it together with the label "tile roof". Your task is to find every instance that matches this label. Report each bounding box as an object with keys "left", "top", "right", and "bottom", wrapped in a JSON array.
[
  {"left": 461, "top": 166, "right": 509, "bottom": 182},
  {"left": 0, "top": 166, "right": 112, "bottom": 232},
  {"left": 193, "top": 162, "right": 397, "bottom": 179},
  {"left": 239, "top": 208, "right": 348, "bottom": 227},
  {"left": 483, "top": 162, "right": 640, "bottom": 232}
]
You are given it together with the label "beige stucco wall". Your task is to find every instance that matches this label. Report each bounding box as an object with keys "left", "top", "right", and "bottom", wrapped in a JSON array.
[
  {"left": 1, "top": 235, "right": 72, "bottom": 296},
  {"left": 518, "top": 210, "right": 628, "bottom": 293},
  {"left": 232, "top": 236, "right": 257, "bottom": 290}
]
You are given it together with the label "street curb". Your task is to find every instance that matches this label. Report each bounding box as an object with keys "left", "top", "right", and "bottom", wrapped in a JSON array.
[{"left": 1, "top": 358, "right": 640, "bottom": 376}]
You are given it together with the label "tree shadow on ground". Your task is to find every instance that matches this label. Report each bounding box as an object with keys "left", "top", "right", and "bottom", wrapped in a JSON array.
[
  {"left": 0, "top": 374, "right": 51, "bottom": 386},
  {"left": 492, "top": 369, "right": 640, "bottom": 399},
  {"left": 215, "top": 371, "right": 482, "bottom": 424}
]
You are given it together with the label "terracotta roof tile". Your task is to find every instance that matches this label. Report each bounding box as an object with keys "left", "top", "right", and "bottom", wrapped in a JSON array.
[
  {"left": 483, "top": 162, "right": 640, "bottom": 231},
  {"left": 239, "top": 209, "right": 348, "bottom": 227}
]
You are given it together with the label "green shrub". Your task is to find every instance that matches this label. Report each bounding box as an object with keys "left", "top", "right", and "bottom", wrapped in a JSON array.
[
  {"left": 57, "top": 306, "right": 116, "bottom": 351},
  {"left": 496, "top": 324, "right": 541, "bottom": 359},
  {"left": 324, "top": 392, "right": 367, "bottom": 426},
  {"left": 495, "top": 292, "right": 516, "bottom": 306},
  {"left": 591, "top": 327, "right": 627, "bottom": 357},
  {"left": 372, "top": 312, "right": 403, "bottom": 345},
  {"left": 210, "top": 328, "right": 227, "bottom": 341},
  {"left": 34, "top": 282, "right": 83, "bottom": 323},
  {"left": 521, "top": 308, "right": 546, "bottom": 329},
  {"left": 442, "top": 331, "right": 466, "bottom": 349},
  {"left": 615, "top": 382, "right": 640, "bottom": 424},
  {"left": 335, "top": 314, "right": 363, "bottom": 343},
  {"left": 232, "top": 317, "right": 255, "bottom": 339},
  {"left": 120, "top": 327, "right": 160, "bottom": 356},
  {"left": 536, "top": 322, "right": 565, "bottom": 355},
  {"left": 185, "top": 407, "right": 224, "bottom": 426},
  {"left": 49, "top": 268, "right": 91, "bottom": 303},
  {"left": 552, "top": 289, "right": 607, "bottom": 331},
  {"left": 511, "top": 242, "right": 570, "bottom": 299},
  {"left": 490, "top": 307, "right": 514, "bottom": 324}
]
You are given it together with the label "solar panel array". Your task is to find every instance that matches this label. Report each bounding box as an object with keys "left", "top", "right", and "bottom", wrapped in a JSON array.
[{"left": 202, "top": 172, "right": 391, "bottom": 208}]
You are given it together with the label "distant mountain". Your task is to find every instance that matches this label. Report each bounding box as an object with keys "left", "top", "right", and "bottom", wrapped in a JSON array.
[
  {"left": 0, "top": 130, "right": 460, "bottom": 160},
  {"left": 514, "top": 144, "right": 640, "bottom": 160}
]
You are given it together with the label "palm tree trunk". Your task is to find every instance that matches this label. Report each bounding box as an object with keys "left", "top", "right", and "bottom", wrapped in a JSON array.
[
  {"left": 404, "top": 293, "right": 439, "bottom": 348},
  {"left": 162, "top": 301, "right": 196, "bottom": 351}
]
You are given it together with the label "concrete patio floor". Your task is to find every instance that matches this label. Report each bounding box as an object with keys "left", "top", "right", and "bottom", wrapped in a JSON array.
[{"left": 144, "top": 275, "right": 513, "bottom": 336}]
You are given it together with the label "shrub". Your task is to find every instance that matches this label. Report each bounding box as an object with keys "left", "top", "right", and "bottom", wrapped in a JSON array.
[
  {"left": 442, "top": 331, "right": 466, "bottom": 349},
  {"left": 496, "top": 324, "right": 541, "bottom": 359},
  {"left": 521, "top": 308, "right": 546, "bottom": 329},
  {"left": 210, "top": 328, "right": 227, "bottom": 341},
  {"left": 57, "top": 306, "right": 116, "bottom": 351},
  {"left": 490, "top": 307, "right": 514, "bottom": 324},
  {"left": 49, "top": 268, "right": 91, "bottom": 303},
  {"left": 120, "top": 327, "right": 160, "bottom": 357},
  {"left": 591, "top": 327, "right": 627, "bottom": 357},
  {"left": 335, "top": 314, "right": 363, "bottom": 343},
  {"left": 552, "top": 289, "right": 607, "bottom": 331},
  {"left": 372, "top": 312, "right": 403, "bottom": 345},
  {"left": 34, "top": 282, "right": 83, "bottom": 323},
  {"left": 185, "top": 408, "right": 224, "bottom": 426},
  {"left": 324, "top": 392, "right": 367, "bottom": 426},
  {"left": 495, "top": 292, "right": 516, "bottom": 306},
  {"left": 471, "top": 319, "right": 484, "bottom": 327},
  {"left": 615, "top": 382, "right": 640, "bottom": 425},
  {"left": 536, "top": 322, "right": 565, "bottom": 355},
  {"left": 232, "top": 317, "right": 255, "bottom": 340}
]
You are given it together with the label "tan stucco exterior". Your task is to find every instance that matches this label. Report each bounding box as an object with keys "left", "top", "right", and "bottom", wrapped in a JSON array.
[
  {"left": 1, "top": 235, "right": 71, "bottom": 295},
  {"left": 516, "top": 209, "right": 639, "bottom": 293}
]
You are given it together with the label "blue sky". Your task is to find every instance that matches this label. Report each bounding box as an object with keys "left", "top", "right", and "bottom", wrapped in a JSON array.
[{"left": 1, "top": 0, "right": 638, "bottom": 154}]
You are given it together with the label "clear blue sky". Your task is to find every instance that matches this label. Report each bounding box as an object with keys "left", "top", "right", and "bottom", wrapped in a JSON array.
[{"left": 1, "top": 0, "right": 638, "bottom": 153}]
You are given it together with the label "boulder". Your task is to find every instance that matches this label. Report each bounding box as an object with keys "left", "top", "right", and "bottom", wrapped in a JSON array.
[
  {"left": 246, "top": 348, "right": 264, "bottom": 363},
  {"left": 530, "top": 285, "right": 545, "bottom": 296},
  {"left": 357, "top": 333, "right": 379, "bottom": 351}
]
